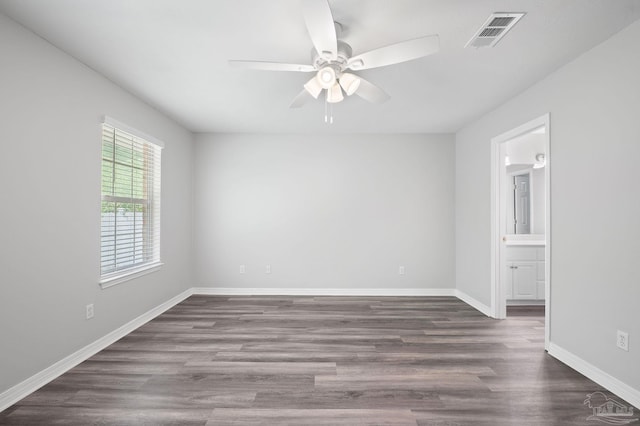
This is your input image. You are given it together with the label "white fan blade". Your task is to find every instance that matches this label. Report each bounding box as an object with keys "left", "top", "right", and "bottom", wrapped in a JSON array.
[
  {"left": 229, "top": 60, "right": 315, "bottom": 72},
  {"left": 347, "top": 35, "right": 439, "bottom": 71},
  {"left": 301, "top": 0, "right": 337, "bottom": 60},
  {"left": 354, "top": 77, "right": 390, "bottom": 104},
  {"left": 289, "top": 89, "right": 315, "bottom": 108}
]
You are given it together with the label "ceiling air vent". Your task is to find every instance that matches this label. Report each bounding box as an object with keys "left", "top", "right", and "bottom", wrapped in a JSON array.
[{"left": 466, "top": 13, "right": 525, "bottom": 48}]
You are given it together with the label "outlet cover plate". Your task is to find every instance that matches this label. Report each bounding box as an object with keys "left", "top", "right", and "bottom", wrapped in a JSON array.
[
  {"left": 86, "top": 304, "right": 94, "bottom": 320},
  {"left": 617, "top": 330, "right": 629, "bottom": 351}
]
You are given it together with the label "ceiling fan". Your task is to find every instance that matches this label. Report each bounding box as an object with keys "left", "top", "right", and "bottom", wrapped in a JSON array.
[{"left": 229, "top": 0, "right": 439, "bottom": 114}]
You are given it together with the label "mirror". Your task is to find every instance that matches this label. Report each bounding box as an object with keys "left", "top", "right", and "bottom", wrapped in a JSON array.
[
  {"left": 504, "top": 126, "right": 546, "bottom": 235},
  {"left": 511, "top": 173, "right": 530, "bottom": 234}
]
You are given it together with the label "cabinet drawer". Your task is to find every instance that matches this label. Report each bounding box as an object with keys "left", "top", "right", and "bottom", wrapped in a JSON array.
[{"left": 505, "top": 246, "right": 538, "bottom": 261}]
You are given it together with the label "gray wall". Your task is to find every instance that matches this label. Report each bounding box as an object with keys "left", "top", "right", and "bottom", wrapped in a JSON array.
[
  {"left": 456, "top": 20, "right": 640, "bottom": 391},
  {"left": 194, "top": 133, "right": 455, "bottom": 292},
  {"left": 0, "top": 15, "right": 194, "bottom": 394}
]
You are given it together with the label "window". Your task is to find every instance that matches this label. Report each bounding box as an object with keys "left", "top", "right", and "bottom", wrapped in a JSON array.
[{"left": 100, "top": 117, "right": 163, "bottom": 286}]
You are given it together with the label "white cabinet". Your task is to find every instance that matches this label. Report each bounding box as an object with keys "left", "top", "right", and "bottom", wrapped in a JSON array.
[
  {"left": 504, "top": 246, "right": 545, "bottom": 301},
  {"left": 507, "top": 261, "right": 537, "bottom": 299}
]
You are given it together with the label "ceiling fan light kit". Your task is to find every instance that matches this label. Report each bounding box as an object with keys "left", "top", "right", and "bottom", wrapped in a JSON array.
[
  {"left": 339, "top": 72, "right": 361, "bottom": 96},
  {"left": 229, "top": 0, "right": 441, "bottom": 122},
  {"left": 317, "top": 66, "right": 337, "bottom": 89},
  {"left": 327, "top": 82, "right": 344, "bottom": 103},
  {"left": 303, "top": 76, "right": 323, "bottom": 98}
]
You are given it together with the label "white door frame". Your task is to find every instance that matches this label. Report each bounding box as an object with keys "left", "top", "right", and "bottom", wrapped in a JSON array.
[{"left": 490, "top": 113, "right": 551, "bottom": 350}]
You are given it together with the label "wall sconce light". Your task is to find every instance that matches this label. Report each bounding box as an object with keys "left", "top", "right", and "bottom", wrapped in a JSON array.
[{"left": 533, "top": 153, "right": 546, "bottom": 169}]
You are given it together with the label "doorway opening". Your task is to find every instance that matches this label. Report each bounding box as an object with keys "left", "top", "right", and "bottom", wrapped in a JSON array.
[{"left": 491, "top": 114, "right": 550, "bottom": 350}]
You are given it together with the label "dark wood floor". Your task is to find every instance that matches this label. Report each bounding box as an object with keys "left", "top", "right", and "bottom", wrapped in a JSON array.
[
  {"left": 506, "top": 305, "right": 545, "bottom": 317},
  {"left": 1, "top": 295, "right": 634, "bottom": 425}
]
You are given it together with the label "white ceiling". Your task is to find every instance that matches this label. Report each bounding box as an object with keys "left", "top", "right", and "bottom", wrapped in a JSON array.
[{"left": 1, "top": 0, "right": 639, "bottom": 133}]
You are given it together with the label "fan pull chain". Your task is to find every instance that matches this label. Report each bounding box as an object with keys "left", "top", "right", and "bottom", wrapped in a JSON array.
[
  {"left": 324, "top": 97, "right": 328, "bottom": 123},
  {"left": 324, "top": 97, "right": 334, "bottom": 124}
]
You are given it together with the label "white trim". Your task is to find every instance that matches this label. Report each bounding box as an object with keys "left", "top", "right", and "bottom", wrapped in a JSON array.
[
  {"left": 490, "top": 113, "right": 551, "bottom": 350},
  {"left": 544, "top": 118, "right": 551, "bottom": 352},
  {"left": 191, "top": 287, "right": 457, "bottom": 297},
  {"left": 455, "top": 289, "right": 492, "bottom": 317},
  {"left": 102, "top": 116, "right": 165, "bottom": 148},
  {"left": 99, "top": 262, "right": 164, "bottom": 289},
  {"left": 548, "top": 342, "right": 640, "bottom": 409},
  {"left": 0, "top": 288, "right": 193, "bottom": 413}
]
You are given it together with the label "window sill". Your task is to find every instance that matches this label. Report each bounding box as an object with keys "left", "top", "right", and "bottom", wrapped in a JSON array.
[{"left": 99, "top": 262, "right": 164, "bottom": 289}]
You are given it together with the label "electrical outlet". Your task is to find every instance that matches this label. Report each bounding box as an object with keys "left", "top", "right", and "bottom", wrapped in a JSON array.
[
  {"left": 266, "top": 264, "right": 271, "bottom": 274},
  {"left": 239, "top": 264, "right": 246, "bottom": 274},
  {"left": 617, "top": 330, "right": 629, "bottom": 351},
  {"left": 86, "top": 304, "right": 94, "bottom": 320},
  {"left": 399, "top": 266, "right": 405, "bottom": 275}
]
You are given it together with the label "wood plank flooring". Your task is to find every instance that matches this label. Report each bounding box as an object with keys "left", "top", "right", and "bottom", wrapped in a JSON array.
[{"left": 1, "top": 295, "right": 635, "bottom": 425}]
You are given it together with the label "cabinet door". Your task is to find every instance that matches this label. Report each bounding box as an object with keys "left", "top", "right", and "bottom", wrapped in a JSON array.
[
  {"left": 537, "top": 280, "right": 545, "bottom": 300},
  {"left": 512, "top": 261, "right": 537, "bottom": 299}
]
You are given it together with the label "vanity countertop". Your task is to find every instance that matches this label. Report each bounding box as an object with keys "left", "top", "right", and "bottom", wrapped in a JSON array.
[{"left": 504, "top": 235, "right": 546, "bottom": 246}]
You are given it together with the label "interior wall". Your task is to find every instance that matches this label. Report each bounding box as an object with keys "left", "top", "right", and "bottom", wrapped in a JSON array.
[
  {"left": 0, "top": 15, "right": 194, "bottom": 395},
  {"left": 456, "top": 19, "right": 640, "bottom": 393},
  {"left": 194, "top": 133, "right": 455, "bottom": 292}
]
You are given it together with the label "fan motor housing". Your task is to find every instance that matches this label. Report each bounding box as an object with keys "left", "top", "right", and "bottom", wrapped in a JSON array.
[{"left": 311, "top": 40, "right": 352, "bottom": 71}]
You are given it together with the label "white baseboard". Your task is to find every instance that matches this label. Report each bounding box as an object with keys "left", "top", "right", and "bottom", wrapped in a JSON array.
[
  {"left": 191, "top": 287, "right": 457, "bottom": 297},
  {"left": 12, "top": 286, "right": 637, "bottom": 417},
  {"left": 454, "top": 289, "right": 492, "bottom": 317},
  {"left": 0, "top": 288, "right": 193, "bottom": 413},
  {"left": 548, "top": 342, "right": 640, "bottom": 409}
]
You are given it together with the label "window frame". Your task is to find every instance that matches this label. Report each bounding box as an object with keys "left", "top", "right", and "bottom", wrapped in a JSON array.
[{"left": 99, "top": 116, "right": 164, "bottom": 288}]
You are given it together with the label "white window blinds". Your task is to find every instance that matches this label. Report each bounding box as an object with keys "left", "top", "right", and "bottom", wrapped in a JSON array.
[{"left": 100, "top": 119, "right": 162, "bottom": 284}]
